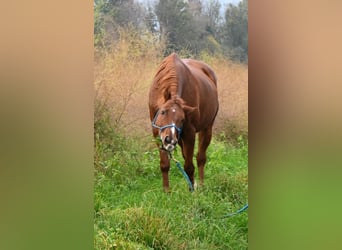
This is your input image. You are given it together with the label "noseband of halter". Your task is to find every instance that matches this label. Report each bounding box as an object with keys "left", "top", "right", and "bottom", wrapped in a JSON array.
[{"left": 151, "top": 109, "right": 183, "bottom": 135}]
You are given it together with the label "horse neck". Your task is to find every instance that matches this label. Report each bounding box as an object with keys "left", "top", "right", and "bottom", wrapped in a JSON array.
[
  {"left": 175, "top": 66, "right": 191, "bottom": 99},
  {"left": 167, "top": 54, "right": 188, "bottom": 99},
  {"left": 175, "top": 64, "right": 187, "bottom": 98},
  {"left": 176, "top": 80, "right": 182, "bottom": 97}
]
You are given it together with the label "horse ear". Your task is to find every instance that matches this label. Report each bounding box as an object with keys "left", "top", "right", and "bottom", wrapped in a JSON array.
[{"left": 183, "top": 105, "right": 197, "bottom": 115}]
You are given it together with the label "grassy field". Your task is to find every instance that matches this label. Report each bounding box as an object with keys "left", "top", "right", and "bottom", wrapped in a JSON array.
[
  {"left": 94, "top": 135, "right": 248, "bottom": 249},
  {"left": 94, "top": 34, "right": 248, "bottom": 249}
]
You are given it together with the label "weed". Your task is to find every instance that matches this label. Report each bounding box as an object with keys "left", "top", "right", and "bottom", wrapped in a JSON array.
[
  {"left": 94, "top": 135, "right": 248, "bottom": 249},
  {"left": 94, "top": 29, "right": 248, "bottom": 249}
]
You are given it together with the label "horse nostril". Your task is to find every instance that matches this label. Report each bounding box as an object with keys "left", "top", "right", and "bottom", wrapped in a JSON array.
[{"left": 164, "top": 136, "right": 171, "bottom": 144}]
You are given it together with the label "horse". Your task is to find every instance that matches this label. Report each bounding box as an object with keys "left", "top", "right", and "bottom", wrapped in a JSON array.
[{"left": 148, "top": 53, "right": 219, "bottom": 192}]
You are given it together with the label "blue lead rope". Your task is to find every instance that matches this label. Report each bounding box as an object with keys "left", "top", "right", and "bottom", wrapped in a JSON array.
[
  {"left": 168, "top": 152, "right": 247, "bottom": 217},
  {"left": 222, "top": 204, "right": 249, "bottom": 218},
  {"left": 169, "top": 153, "right": 194, "bottom": 192}
]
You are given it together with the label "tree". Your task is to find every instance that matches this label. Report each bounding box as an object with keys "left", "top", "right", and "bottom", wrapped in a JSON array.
[
  {"left": 203, "top": 0, "right": 221, "bottom": 37},
  {"left": 94, "top": 0, "right": 146, "bottom": 48},
  {"left": 199, "top": 0, "right": 223, "bottom": 54},
  {"left": 222, "top": 0, "right": 248, "bottom": 63},
  {"left": 145, "top": 5, "right": 159, "bottom": 34},
  {"left": 155, "top": 0, "right": 206, "bottom": 55}
]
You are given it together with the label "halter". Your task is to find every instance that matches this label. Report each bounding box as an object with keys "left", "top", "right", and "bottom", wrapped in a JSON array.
[{"left": 151, "top": 109, "right": 183, "bottom": 135}]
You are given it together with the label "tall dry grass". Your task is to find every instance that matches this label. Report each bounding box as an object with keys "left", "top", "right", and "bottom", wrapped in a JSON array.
[
  {"left": 206, "top": 55, "right": 248, "bottom": 143},
  {"left": 94, "top": 30, "right": 248, "bottom": 145},
  {"left": 94, "top": 29, "right": 162, "bottom": 138}
]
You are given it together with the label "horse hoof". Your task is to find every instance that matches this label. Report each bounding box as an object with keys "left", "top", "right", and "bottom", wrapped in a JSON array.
[{"left": 193, "top": 181, "right": 198, "bottom": 190}]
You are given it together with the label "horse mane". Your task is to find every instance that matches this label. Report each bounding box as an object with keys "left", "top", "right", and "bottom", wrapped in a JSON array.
[{"left": 153, "top": 53, "right": 179, "bottom": 100}]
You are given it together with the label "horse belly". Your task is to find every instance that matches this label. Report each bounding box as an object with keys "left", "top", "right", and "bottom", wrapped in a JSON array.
[{"left": 197, "top": 91, "right": 218, "bottom": 130}]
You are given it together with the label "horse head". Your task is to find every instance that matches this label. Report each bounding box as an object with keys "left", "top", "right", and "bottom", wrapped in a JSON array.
[{"left": 152, "top": 97, "right": 195, "bottom": 152}]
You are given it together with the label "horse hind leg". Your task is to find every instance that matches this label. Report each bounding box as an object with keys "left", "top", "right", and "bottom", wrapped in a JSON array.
[{"left": 197, "top": 126, "right": 213, "bottom": 186}]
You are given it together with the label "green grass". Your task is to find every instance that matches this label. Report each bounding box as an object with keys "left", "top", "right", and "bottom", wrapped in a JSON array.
[{"left": 94, "top": 136, "right": 248, "bottom": 249}]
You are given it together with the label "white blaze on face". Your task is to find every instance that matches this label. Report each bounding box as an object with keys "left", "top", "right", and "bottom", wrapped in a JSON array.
[
  {"left": 160, "top": 107, "right": 178, "bottom": 151},
  {"left": 171, "top": 108, "right": 176, "bottom": 142},
  {"left": 170, "top": 125, "right": 176, "bottom": 141}
]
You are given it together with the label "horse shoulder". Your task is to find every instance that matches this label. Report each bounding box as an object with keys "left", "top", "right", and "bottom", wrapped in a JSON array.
[{"left": 182, "top": 59, "right": 217, "bottom": 86}]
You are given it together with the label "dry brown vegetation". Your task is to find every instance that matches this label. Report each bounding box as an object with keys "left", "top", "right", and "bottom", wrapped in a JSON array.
[
  {"left": 94, "top": 31, "right": 248, "bottom": 249},
  {"left": 208, "top": 56, "right": 248, "bottom": 142},
  {"left": 94, "top": 30, "right": 248, "bottom": 144}
]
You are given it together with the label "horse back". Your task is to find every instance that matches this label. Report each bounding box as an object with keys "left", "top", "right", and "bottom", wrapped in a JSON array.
[{"left": 182, "top": 59, "right": 219, "bottom": 129}]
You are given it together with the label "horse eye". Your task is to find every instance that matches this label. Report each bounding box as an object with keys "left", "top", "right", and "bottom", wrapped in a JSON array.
[{"left": 161, "top": 110, "right": 166, "bottom": 115}]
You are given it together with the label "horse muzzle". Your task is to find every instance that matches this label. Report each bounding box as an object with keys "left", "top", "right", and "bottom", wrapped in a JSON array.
[{"left": 162, "top": 135, "right": 178, "bottom": 152}]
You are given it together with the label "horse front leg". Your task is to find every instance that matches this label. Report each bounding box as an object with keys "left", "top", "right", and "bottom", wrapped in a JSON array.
[
  {"left": 197, "top": 126, "right": 213, "bottom": 186},
  {"left": 180, "top": 131, "right": 196, "bottom": 189},
  {"left": 159, "top": 149, "right": 170, "bottom": 192}
]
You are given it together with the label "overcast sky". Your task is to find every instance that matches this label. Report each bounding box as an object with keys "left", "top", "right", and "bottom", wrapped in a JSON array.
[
  {"left": 136, "top": 0, "right": 241, "bottom": 18},
  {"left": 136, "top": 0, "right": 241, "bottom": 8}
]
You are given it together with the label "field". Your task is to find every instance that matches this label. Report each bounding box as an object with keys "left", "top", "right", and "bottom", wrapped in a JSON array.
[{"left": 94, "top": 34, "right": 248, "bottom": 249}]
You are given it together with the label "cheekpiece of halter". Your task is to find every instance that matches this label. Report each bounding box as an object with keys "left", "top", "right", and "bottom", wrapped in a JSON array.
[{"left": 151, "top": 110, "right": 183, "bottom": 135}]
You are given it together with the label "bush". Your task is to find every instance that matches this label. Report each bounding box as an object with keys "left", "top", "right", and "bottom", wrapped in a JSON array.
[
  {"left": 94, "top": 27, "right": 248, "bottom": 174},
  {"left": 217, "top": 119, "right": 248, "bottom": 147},
  {"left": 94, "top": 25, "right": 248, "bottom": 250}
]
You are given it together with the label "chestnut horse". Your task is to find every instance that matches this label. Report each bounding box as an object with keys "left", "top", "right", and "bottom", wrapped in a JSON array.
[{"left": 148, "top": 53, "right": 219, "bottom": 192}]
